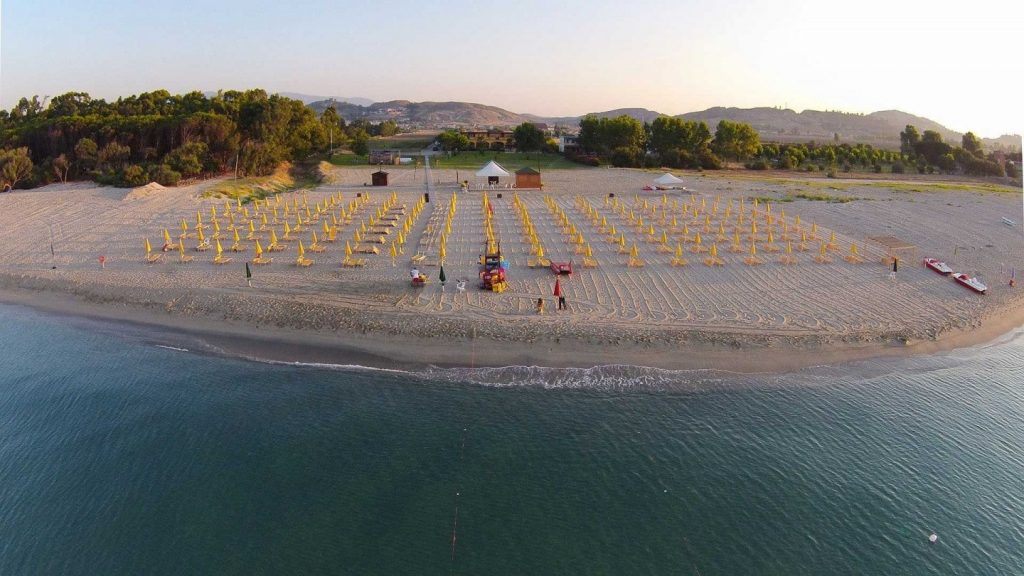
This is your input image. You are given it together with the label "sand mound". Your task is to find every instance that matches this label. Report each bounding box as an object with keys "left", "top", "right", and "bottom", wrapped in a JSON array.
[{"left": 125, "top": 182, "right": 165, "bottom": 201}]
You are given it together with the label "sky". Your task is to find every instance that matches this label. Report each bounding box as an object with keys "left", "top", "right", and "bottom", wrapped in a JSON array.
[{"left": 2, "top": 0, "right": 1021, "bottom": 138}]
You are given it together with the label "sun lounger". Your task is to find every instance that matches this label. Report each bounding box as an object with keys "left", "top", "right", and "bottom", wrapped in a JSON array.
[
  {"left": 146, "top": 253, "right": 164, "bottom": 263},
  {"left": 213, "top": 254, "right": 232, "bottom": 265}
]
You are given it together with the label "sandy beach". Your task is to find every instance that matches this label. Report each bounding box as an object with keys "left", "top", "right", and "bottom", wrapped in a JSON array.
[{"left": 1, "top": 166, "right": 1021, "bottom": 372}]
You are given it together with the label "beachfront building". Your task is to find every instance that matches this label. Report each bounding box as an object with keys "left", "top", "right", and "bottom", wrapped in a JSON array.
[
  {"left": 558, "top": 134, "right": 580, "bottom": 154},
  {"left": 368, "top": 149, "right": 401, "bottom": 165},
  {"left": 515, "top": 167, "right": 542, "bottom": 189},
  {"left": 371, "top": 170, "right": 389, "bottom": 186},
  {"left": 461, "top": 129, "right": 514, "bottom": 151}
]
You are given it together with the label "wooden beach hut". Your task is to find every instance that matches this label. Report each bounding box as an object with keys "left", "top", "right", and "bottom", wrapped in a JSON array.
[
  {"left": 371, "top": 170, "right": 389, "bottom": 186},
  {"left": 515, "top": 167, "right": 542, "bottom": 189}
]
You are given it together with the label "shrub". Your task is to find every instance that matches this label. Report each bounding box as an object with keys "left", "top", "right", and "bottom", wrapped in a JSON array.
[
  {"left": 147, "top": 164, "right": 182, "bottom": 186},
  {"left": 121, "top": 164, "right": 148, "bottom": 187},
  {"left": 745, "top": 159, "right": 769, "bottom": 170},
  {"left": 873, "top": 163, "right": 882, "bottom": 173},
  {"left": 698, "top": 149, "right": 722, "bottom": 170},
  {"left": 891, "top": 162, "right": 905, "bottom": 174}
]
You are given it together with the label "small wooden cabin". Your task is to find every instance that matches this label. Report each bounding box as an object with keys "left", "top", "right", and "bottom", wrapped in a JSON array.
[{"left": 515, "top": 167, "right": 542, "bottom": 189}]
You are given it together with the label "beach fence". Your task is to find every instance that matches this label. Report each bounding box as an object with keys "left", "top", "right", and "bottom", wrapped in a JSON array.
[{"left": 866, "top": 235, "right": 918, "bottom": 266}]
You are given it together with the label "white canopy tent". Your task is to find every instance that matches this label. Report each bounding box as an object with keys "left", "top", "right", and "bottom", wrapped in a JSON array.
[
  {"left": 476, "top": 160, "right": 511, "bottom": 178},
  {"left": 653, "top": 173, "right": 684, "bottom": 186}
]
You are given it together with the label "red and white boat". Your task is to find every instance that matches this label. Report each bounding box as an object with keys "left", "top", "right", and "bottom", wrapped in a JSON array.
[
  {"left": 953, "top": 272, "right": 987, "bottom": 294},
  {"left": 924, "top": 257, "right": 953, "bottom": 275}
]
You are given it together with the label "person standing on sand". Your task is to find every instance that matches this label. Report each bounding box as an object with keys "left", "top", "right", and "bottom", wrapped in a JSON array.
[{"left": 554, "top": 278, "right": 566, "bottom": 311}]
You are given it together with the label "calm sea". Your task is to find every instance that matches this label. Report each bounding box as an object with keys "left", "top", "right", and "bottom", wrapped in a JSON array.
[{"left": 1, "top": 303, "right": 1022, "bottom": 575}]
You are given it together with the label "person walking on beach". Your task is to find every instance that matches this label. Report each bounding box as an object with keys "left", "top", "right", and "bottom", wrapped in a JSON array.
[{"left": 554, "top": 278, "right": 567, "bottom": 311}]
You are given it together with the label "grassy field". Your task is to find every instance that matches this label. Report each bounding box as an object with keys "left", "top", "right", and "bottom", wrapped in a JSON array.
[
  {"left": 430, "top": 152, "right": 586, "bottom": 171},
  {"left": 203, "top": 163, "right": 323, "bottom": 202},
  {"left": 368, "top": 133, "right": 438, "bottom": 151},
  {"left": 329, "top": 154, "right": 371, "bottom": 167}
]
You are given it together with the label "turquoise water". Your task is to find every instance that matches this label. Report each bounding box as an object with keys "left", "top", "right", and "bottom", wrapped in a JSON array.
[{"left": 1, "top": 303, "right": 1022, "bottom": 575}]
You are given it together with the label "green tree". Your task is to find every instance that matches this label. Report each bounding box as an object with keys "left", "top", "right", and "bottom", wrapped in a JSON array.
[
  {"left": 350, "top": 128, "right": 370, "bottom": 155},
  {"left": 900, "top": 125, "right": 920, "bottom": 156},
  {"left": 0, "top": 147, "right": 34, "bottom": 189},
  {"left": 164, "top": 142, "right": 209, "bottom": 177},
  {"left": 437, "top": 129, "right": 470, "bottom": 151},
  {"left": 961, "top": 131, "right": 983, "bottom": 157},
  {"left": 74, "top": 138, "right": 98, "bottom": 172},
  {"left": 512, "top": 122, "right": 545, "bottom": 152},
  {"left": 712, "top": 120, "right": 760, "bottom": 161}
]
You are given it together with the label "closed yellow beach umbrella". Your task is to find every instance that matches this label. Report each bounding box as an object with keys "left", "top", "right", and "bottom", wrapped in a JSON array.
[
  {"left": 630, "top": 243, "right": 639, "bottom": 258},
  {"left": 710, "top": 243, "right": 719, "bottom": 258},
  {"left": 163, "top": 229, "right": 172, "bottom": 245},
  {"left": 353, "top": 229, "right": 362, "bottom": 243},
  {"left": 297, "top": 240, "right": 305, "bottom": 257},
  {"left": 181, "top": 219, "right": 188, "bottom": 234},
  {"left": 216, "top": 239, "right": 224, "bottom": 255},
  {"left": 345, "top": 241, "right": 353, "bottom": 257},
  {"left": 536, "top": 245, "right": 545, "bottom": 259},
  {"left": 233, "top": 229, "right": 240, "bottom": 243},
  {"left": 270, "top": 229, "right": 278, "bottom": 245},
  {"left": 255, "top": 239, "right": 264, "bottom": 257},
  {"left": 145, "top": 238, "right": 153, "bottom": 254},
  {"left": 675, "top": 243, "right": 683, "bottom": 258},
  {"left": 198, "top": 227, "right": 206, "bottom": 242},
  {"left": 438, "top": 242, "right": 447, "bottom": 262}
]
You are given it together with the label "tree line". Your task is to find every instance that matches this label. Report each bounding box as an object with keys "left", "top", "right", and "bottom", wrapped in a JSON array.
[
  {"left": 0, "top": 89, "right": 344, "bottom": 190},
  {"left": 572, "top": 115, "right": 763, "bottom": 169},
  {"left": 570, "top": 113, "right": 1016, "bottom": 179}
]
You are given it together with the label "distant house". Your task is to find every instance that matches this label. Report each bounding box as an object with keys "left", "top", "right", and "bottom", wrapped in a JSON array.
[
  {"left": 368, "top": 149, "right": 401, "bottom": 165},
  {"left": 515, "top": 167, "right": 542, "bottom": 189},
  {"left": 461, "top": 129, "right": 514, "bottom": 151},
  {"left": 558, "top": 135, "right": 579, "bottom": 154}
]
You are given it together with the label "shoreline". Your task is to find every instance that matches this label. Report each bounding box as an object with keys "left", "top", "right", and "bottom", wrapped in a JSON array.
[{"left": 3, "top": 280, "right": 1022, "bottom": 374}]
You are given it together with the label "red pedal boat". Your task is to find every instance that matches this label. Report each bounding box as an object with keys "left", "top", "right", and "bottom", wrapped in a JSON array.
[
  {"left": 924, "top": 257, "right": 952, "bottom": 275},
  {"left": 952, "top": 272, "right": 987, "bottom": 294}
]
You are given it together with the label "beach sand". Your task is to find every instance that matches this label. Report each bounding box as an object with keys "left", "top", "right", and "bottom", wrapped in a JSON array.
[{"left": 1, "top": 167, "right": 1021, "bottom": 372}]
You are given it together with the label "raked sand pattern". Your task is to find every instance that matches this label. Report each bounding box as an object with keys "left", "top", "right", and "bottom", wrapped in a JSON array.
[{"left": 1, "top": 167, "right": 1021, "bottom": 360}]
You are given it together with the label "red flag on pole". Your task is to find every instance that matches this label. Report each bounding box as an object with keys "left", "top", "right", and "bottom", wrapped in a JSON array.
[{"left": 553, "top": 278, "right": 562, "bottom": 297}]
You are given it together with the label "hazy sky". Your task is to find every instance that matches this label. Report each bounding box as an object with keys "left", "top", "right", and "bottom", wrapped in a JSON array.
[{"left": 2, "top": 0, "right": 1021, "bottom": 137}]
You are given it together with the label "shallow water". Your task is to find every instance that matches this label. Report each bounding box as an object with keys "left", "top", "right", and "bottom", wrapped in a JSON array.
[{"left": 1, "top": 303, "right": 1022, "bottom": 574}]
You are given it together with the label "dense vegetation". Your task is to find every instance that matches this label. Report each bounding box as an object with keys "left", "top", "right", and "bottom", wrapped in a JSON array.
[
  {"left": 0, "top": 90, "right": 335, "bottom": 189},
  {"left": 574, "top": 114, "right": 761, "bottom": 169},
  {"left": 571, "top": 113, "right": 1017, "bottom": 180}
]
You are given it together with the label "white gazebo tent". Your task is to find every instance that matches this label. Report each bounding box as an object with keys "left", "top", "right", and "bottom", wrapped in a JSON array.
[
  {"left": 653, "top": 173, "right": 685, "bottom": 188},
  {"left": 476, "top": 160, "right": 511, "bottom": 186}
]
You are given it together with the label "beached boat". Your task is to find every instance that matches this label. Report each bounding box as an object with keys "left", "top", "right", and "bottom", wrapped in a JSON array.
[
  {"left": 924, "top": 257, "right": 952, "bottom": 275},
  {"left": 953, "top": 273, "right": 987, "bottom": 294}
]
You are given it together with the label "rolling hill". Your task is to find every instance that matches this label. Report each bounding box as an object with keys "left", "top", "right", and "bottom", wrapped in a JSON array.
[{"left": 304, "top": 98, "right": 1019, "bottom": 150}]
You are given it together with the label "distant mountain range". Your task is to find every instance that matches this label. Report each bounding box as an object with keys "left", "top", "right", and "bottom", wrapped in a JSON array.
[{"left": 303, "top": 98, "right": 1020, "bottom": 150}]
